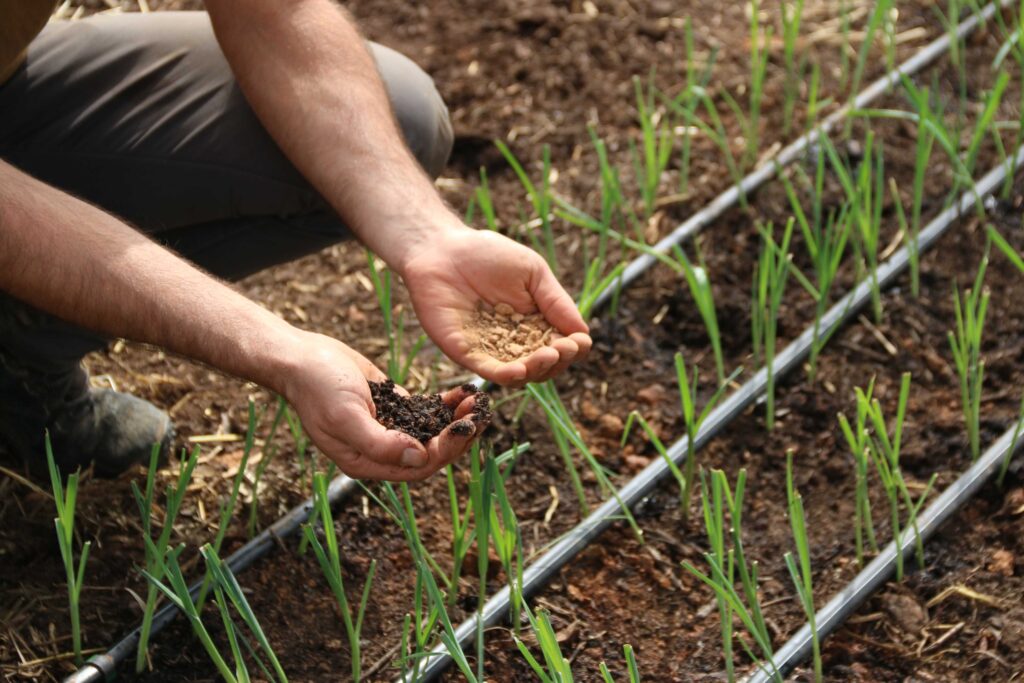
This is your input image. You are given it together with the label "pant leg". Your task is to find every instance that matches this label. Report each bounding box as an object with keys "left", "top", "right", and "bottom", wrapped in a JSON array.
[{"left": 0, "top": 11, "right": 453, "bottom": 362}]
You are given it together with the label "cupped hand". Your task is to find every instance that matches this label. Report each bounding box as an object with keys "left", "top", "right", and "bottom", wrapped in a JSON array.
[
  {"left": 399, "top": 226, "right": 593, "bottom": 387},
  {"left": 279, "top": 331, "right": 489, "bottom": 481}
]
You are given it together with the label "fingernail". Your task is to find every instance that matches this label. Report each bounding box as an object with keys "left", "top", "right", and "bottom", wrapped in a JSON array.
[
  {"left": 449, "top": 420, "right": 476, "bottom": 438},
  {"left": 402, "top": 448, "right": 426, "bottom": 467}
]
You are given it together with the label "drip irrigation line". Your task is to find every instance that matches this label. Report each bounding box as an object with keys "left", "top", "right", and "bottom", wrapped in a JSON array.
[
  {"left": 589, "top": 0, "right": 1009, "bottom": 314},
  {"left": 62, "top": 4, "right": 1007, "bottom": 681},
  {"left": 744, "top": 419, "right": 1024, "bottom": 683},
  {"left": 62, "top": 476, "right": 359, "bottom": 683},
  {"left": 403, "top": 144, "right": 1024, "bottom": 683}
]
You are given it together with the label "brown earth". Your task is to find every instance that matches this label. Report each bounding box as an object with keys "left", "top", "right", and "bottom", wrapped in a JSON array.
[
  {"left": 3, "top": 2, "right": 1024, "bottom": 683},
  {"left": 464, "top": 303, "right": 555, "bottom": 362}
]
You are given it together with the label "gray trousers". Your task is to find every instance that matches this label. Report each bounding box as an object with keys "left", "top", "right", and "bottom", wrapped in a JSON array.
[{"left": 0, "top": 11, "right": 453, "bottom": 367}]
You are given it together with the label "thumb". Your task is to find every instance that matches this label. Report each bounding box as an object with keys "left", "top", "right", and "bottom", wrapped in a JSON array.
[{"left": 346, "top": 408, "right": 429, "bottom": 469}]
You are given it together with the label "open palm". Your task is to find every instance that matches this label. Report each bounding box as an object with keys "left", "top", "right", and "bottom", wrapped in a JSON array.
[{"left": 400, "top": 229, "right": 592, "bottom": 386}]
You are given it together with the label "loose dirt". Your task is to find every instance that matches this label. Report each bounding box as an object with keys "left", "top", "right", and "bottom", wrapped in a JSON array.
[
  {"left": 465, "top": 302, "right": 554, "bottom": 362},
  {"left": 369, "top": 380, "right": 491, "bottom": 443},
  {"left": 5, "top": 2, "right": 1023, "bottom": 683}
]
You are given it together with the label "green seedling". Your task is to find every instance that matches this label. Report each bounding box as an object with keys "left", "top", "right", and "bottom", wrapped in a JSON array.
[
  {"left": 579, "top": 260, "right": 627, "bottom": 321},
  {"left": 444, "top": 462, "right": 473, "bottom": 609},
  {"left": 672, "top": 244, "right": 725, "bottom": 385},
  {"left": 443, "top": 442, "right": 527, "bottom": 616},
  {"left": 198, "top": 401, "right": 261, "bottom": 610},
  {"left": 869, "top": 72, "right": 1000, "bottom": 214},
  {"left": 845, "top": 0, "right": 893, "bottom": 135},
  {"left": 248, "top": 396, "right": 288, "bottom": 537},
  {"left": 853, "top": 373, "right": 936, "bottom": 580},
  {"left": 528, "top": 381, "right": 642, "bottom": 540},
  {"left": 554, "top": 128, "right": 633, "bottom": 320},
  {"left": 677, "top": 356, "right": 736, "bottom": 520},
  {"left": 682, "top": 467, "right": 780, "bottom": 681},
  {"left": 485, "top": 449, "right": 530, "bottom": 637},
  {"left": 752, "top": 219, "right": 795, "bottom": 429},
  {"left": 373, "top": 481, "right": 479, "bottom": 682},
  {"left": 468, "top": 445, "right": 495, "bottom": 680},
  {"left": 475, "top": 167, "right": 499, "bottom": 231},
  {"left": 598, "top": 647, "right": 634, "bottom": 683},
  {"left": 675, "top": 17, "right": 716, "bottom": 198},
  {"left": 991, "top": 0, "right": 1024, "bottom": 197},
  {"left": 804, "top": 63, "right": 825, "bottom": 132},
  {"left": 933, "top": 0, "right": 970, "bottom": 117},
  {"left": 302, "top": 472, "right": 376, "bottom": 682},
  {"left": 621, "top": 363, "right": 738, "bottom": 522},
  {"left": 202, "top": 544, "right": 289, "bottom": 683},
  {"left": 821, "top": 133, "right": 885, "bottom": 322},
  {"left": 780, "top": 0, "right": 806, "bottom": 136},
  {"left": 719, "top": 0, "right": 770, "bottom": 169},
  {"left": 495, "top": 140, "right": 558, "bottom": 273},
  {"left": 599, "top": 644, "right": 642, "bottom": 683},
  {"left": 999, "top": 390, "right": 1024, "bottom": 486},
  {"left": 895, "top": 79, "right": 936, "bottom": 297},
  {"left": 529, "top": 380, "right": 588, "bottom": 516},
  {"left": 988, "top": 225, "right": 1024, "bottom": 273},
  {"left": 632, "top": 72, "right": 676, "bottom": 220},
  {"left": 784, "top": 452, "right": 821, "bottom": 682},
  {"left": 838, "top": 0, "right": 851, "bottom": 91},
  {"left": 132, "top": 444, "right": 200, "bottom": 673},
  {"left": 962, "top": 71, "right": 1011, "bottom": 188},
  {"left": 45, "top": 435, "right": 91, "bottom": 666},
  {"left": 949, "top": 252, "right": 990, "bottom": 461},
  {"left": 143, "top": 544, "right": 288, "bottom": 683},
  {"left": 283, "top": 404, "right": 312, "bottom": 496},
  {"left": 142, "top": 545, "right": 233, "bottom": 681},
  {"left": 664, "top": 85, "right": 745, "bottom": 203},
  {"left": 782, "top": 159, "right": 851, "bottom": 381},
  {"left": 366, "top": 250, "right": 428, "bottom": 384},
  {"left": 514, "top": 606, "right": 574, "bottom": 682},
  {"left": 697, "top": 468, "right": 737, "bottom": 681},
  {"left": 837, "top": 376, "right": 879, "bottom": 566}
]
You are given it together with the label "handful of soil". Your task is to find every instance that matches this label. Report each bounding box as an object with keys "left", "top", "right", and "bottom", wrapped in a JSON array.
[
  {"left": 369, "top": 380, "right": 491, "bottom": 443},
  {"left": 465, "top": 302, "right": 554, "bottom": 362}
]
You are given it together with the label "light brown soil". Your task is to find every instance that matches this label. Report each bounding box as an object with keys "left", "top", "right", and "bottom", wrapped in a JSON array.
[{"left": 464, "top": 302, "right": 554, "bottom": 361}]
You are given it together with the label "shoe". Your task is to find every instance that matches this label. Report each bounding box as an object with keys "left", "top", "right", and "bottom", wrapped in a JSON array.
[{"left": 0, "top": 353, "right": 174, "bottom": 478}]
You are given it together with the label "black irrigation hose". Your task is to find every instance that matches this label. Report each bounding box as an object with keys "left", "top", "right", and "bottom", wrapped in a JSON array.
[
  {"left": 589, "top": 0, "right": 1008, "bottom": 313},
  {"left": 404, "top": 145, "right": 1024, "bottom": 682},
  {"left": 744, "top": 421, "right": 1024, "bottom": 683},
  {"left": 62, "top": 4, "right": 1008, "bottom": 680},
  {"left": 62, "top": 476, "right": 360, "bottom": 683}
]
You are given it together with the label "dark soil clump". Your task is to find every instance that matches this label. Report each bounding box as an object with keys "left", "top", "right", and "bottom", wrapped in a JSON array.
[{"left": 369, "top": 380, "right": 491, "bottom": 443}]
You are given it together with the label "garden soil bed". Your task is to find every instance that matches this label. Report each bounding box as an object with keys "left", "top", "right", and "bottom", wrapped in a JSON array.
[{"left": 2, "top": 2, "right": 1024, "bottom": 683}]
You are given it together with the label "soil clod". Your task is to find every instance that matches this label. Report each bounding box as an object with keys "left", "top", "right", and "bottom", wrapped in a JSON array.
[
  {"left": 368, "top": 380, "right": 490, "bottom": 443},
  {"left": 465, "top": 302, "right": 555, "bottom": 362}
]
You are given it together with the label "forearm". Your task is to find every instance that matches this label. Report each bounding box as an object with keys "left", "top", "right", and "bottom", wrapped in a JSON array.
[
  {"left": 206, "top": 0, "right": 461, "bottom": 274},
  {"left": 0, "top": 161, "right": 301, "bottom": 392}
]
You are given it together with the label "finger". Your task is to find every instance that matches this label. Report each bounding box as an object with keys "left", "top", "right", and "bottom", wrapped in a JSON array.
[
  {"left": 530, "top": 262, "right": 590, "bottom": 335},
  {"left": 464, "top": 351, "right": 529, "bottom": 386},
  {"left": 452, "top": 394, "right": 479, "bottom": 421},
  {"left": 428, "top": 418, "right": 479, "bottom": 466},
  {"left": 569, "top": 332, "right": 593, "bottom": 361},
  {"left": 536, "top": 336, "right": 580, "bottom": 383},
  {"left": 440, "top": 384, "right": 478, "bottom": 410},
  {"left": 519, "top": 345, "right": 561, "bottom": 383},
  {"left": 344, "top": 409, "right": 430, "bottom": 469},
  {"left": 335, "top": 453, "right": 441, "bottom": 482}
]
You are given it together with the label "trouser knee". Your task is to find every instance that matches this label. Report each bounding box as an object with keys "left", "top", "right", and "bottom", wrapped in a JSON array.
[{"left": 370, "top": 44, "right": 453, "bottom": 179}]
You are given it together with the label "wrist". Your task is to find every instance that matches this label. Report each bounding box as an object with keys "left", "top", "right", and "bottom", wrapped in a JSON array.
[
  {"left": 241, "top": 313, "right": 309, "bottom": 398},
  {"left": 386, "top": 211, "right": 471, "bottom": 279}
]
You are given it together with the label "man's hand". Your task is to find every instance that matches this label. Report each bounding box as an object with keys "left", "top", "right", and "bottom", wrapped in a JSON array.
[
  {"left": 399, "top": 224, "right": 593, "bottom": 387},
  {"left": 278, "top": 330, "right": 488, "bottom": 481}
]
